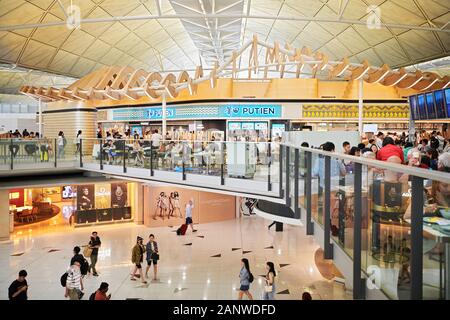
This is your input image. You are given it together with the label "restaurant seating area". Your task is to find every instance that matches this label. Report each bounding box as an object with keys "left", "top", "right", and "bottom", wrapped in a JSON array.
[{"left": 10, "top": 202, "right": 60, "bottom": 225}]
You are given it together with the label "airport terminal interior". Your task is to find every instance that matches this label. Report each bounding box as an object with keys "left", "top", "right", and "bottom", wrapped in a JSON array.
[{"left": 0, "top": 0, "right": 450, "bottom": 301}]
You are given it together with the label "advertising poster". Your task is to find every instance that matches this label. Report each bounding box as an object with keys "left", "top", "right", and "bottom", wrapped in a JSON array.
[
  {"left": 144, "top": 186, "right": 199, "bottom": 228},
  {"left": 95, "top": 183, "right": 111, "bottom": 209},
  {"left": 77, "top": 185, "right": 94, "bottom": 211},
  {"left": 111, "top": 182, "right": 127, "bottom": 208},
  {"left": 144, "top": 186, "right": 235, "bottom": 227}
]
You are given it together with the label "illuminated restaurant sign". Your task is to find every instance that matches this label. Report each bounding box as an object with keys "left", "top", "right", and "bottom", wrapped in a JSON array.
[{"left": 112, "top": 104, "right": 282, "bottom": 121}]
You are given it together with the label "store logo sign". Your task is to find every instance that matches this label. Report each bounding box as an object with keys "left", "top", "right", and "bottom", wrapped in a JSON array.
[
  {"left": 222, "top": 105, "right": 281, "bottom": 118},
  {"left": 146, "top": 108, "right": 175, "bottom": 119}
]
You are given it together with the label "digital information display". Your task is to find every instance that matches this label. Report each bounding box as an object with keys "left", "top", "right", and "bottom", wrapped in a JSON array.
[
  {"left": 426, "top": 93, "right": 436, "bottom": 119},
  {"left": 434, "top": 90, "right": 446, "bottom": 119},
  {"left": 417, "top": 94, "right": 426, "bottom": 120}
]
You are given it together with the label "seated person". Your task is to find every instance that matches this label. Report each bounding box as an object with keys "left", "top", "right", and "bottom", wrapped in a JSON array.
[
  {"left": 104, "top": 140, "right": 117, "bottom": 164},
  {"left": 132, "top": 141, "right": 144, "bottom": 166}
]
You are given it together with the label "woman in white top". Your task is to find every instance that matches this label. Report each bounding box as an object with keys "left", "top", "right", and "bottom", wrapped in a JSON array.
[
  {"left": 57, "top": 131, "right": 66, "bottom": 159},
  {"left": 75, "top": 130, "right": 82, "bottom": 156}
]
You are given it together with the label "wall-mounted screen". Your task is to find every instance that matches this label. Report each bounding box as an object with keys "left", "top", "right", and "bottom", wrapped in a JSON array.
[
  {"left": 228, "top": 122, "right": 242, "bottom": 130},
  {"left": 131, "top": 126, "right": 143, "bottom": 137},
  {"left": 434, "top": 90, "right": 447, "bottom": 119},
  {"left": 241, "top": 122, "right": 255, "bottom": 130},
  {"left": 425, "top": 93, "right": 436, "bottom": 119},
  {"left": 62, "top": 186, "right": 76, "bottom": 199},
  {"left": 409, "top": 96, "right": 418, "bottom": 120},
  {"left": 417, "top": 94, "right": 426, "bottom": 120},
  {"left": 445, "top": 88, "right": 450, "bottom": 118},
  {"left": 254, "top": 122, "right": 268, "bottom": 130}
]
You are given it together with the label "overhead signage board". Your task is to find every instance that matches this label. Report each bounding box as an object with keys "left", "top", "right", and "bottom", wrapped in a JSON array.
[{"left": 112, "top": 104, "right": 282, "bottom": 121}]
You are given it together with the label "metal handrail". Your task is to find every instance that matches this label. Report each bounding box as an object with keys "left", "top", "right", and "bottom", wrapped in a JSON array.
[{"left": 283, "top": 142, "right": 450, "bottom": 184}]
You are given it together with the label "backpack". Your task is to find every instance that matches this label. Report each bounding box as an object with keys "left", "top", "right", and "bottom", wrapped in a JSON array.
[
  {"left": 249, "top": 272, "right": 254, "bottom": 283},
  {"left": 80, "top": 258, "right": 89, "bottom": 275},
  {"left": 89, "top": 292, "right": 96, "bottom": 301},
  {"left": 63, "top": 136, "right": 67, "bottom": 146},
  {"left": 60, "top": 272, "right": 68, "bottom": 287}
]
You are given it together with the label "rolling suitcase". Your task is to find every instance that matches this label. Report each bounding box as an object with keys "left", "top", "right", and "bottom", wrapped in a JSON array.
[{"left": 176, "top": 224, "right": 188, "bottom": 235}]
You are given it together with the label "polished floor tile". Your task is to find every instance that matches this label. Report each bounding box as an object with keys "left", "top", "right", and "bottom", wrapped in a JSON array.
[{"left": 0, "top": 216, "right": 351, "bottom": 300}]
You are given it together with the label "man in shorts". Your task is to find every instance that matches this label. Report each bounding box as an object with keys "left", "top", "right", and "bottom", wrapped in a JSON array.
[{"left": 185, "top": 199, "right": 197, "bottom": 233}]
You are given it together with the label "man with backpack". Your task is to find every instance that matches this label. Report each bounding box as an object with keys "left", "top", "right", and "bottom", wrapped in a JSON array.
[
  {"left": 70, "top": 246, "right": 89, "bottom": 277},
  {"left": 64, "top": 261, "right": 84, "bottom": 300}
]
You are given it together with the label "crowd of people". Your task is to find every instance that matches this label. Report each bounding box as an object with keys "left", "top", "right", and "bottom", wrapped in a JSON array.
[{"left": 309, "top": 130, "right": 450, "bottom": 174}]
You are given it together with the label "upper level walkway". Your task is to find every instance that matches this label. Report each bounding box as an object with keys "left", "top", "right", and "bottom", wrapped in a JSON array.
[{"left": 0, "top": 138, "right": 281, "bottom": 199}]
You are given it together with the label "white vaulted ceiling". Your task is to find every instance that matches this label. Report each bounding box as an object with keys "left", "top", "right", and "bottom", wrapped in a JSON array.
[{"left": 0, "top": 0, "right": 449, "bottom": 92}]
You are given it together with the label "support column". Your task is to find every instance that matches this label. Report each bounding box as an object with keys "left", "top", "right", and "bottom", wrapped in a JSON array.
[
  {"left": 353, "top": 163, "right": 365, "bottom": 299},
  {"left": 38, "top": 98, "right": 42, "bottom": 137},
  {"left": 411, "top": 176, "right": 424, "bottom": 300},
  {"left": 324, "top": 155, "right": 333, "bottom": 259},
  {"left": 358, "top": 79, "right": 364, "bottom": 136},
  {"left": 305, "top": 151, "right": 314, "bottom": 235},
  {"left": 0, "top": 189, "right": 11, "bottom": 240},
  {"left": 294, "top": 148, "right": 300, "bottom": 219},
  {"left": 162, "top": 93, "right": 167, "bottom": 138},
  {"left": 134, "top": 183, "right": 144, "bottom": 225}
]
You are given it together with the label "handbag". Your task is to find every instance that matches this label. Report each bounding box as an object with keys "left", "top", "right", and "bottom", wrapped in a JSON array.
[
  {"left": 150, "top": 252, "right": 160, "bottom": 261},
  {"left": 264, "top": 285, "right": 273, "bottom": 293},
  {"left": 83, "top": 246, "right": 93, "bottom": 258}
]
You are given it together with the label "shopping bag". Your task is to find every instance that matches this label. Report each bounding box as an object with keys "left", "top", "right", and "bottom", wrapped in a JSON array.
[{"left": 83, "top": 246, "right": 93, "bottom": 258}]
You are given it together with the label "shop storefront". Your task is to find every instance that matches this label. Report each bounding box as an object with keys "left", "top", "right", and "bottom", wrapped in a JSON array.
[
  {"left": 8, "top": 181, "right": 137, "bottom": 236},
  {"left": 97, "top": 103, "right": 291, "bottom": 142}
]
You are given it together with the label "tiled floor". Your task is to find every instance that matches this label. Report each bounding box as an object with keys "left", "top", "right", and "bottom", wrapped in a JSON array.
[{"left": 0, "top": 216, "right": 351, "bottom": 300}]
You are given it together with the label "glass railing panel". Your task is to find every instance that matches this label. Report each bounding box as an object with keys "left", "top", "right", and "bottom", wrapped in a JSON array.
[
  {"left": 311, "top": 152, "right": 321, "bottom": 225},
  {"left": 299, "top": 149, "right": 307, "bottom": 210},
  {"left": 82, "top": 138, "right": 100, "bottom": 166},
  {"left": 254, "top": 142, "right": 270, "bottom": 183},
  {"left": 361, "top": 163, "right": 371, "bottom": 272},
  {"left": 270, "top": 142, "right": 280, "bottom": 184},
  {"left": 225, "top": 141, "right": 258, "bottom": 180},
  {"left": 329, "top": 156, "right": 355, "bottom": 258},
  {"left": 125, "top": 140, "right": 146, "bottom": 169},
  {"left": 363, "top": 162, "right": 411, "bottom": 300},
  {"left": 419, "top": 177, "right": 449, "bottom": 300}
]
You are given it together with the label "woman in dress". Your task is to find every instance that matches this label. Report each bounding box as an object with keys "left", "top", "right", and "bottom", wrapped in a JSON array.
[
  {"left": 168, "top": 192, "right": 175, "bottom": 218},
  {"left": 162, "top": 193, "right": 170, "bottom": 220},
  {"left": 172, "top": 191, "right": 182, "bottom": 218},
  {"left": 153, "top": 192, "right": 165, "bottom": 220}
]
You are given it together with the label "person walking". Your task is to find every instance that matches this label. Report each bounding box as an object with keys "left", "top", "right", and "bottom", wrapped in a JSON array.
[
  {"left": 238, "top": 258, "right": 253, "bottom": 300},
  {"left": 185, "top": 199, "right": 197, "bottom": 233},
  {"left": 263, "top": 262, "right": 276, "bottom": 300},
  {"left": 75, "top": 130, "right": 82, "bottom": 157},
  {"left": 70, "top": 246, "right": 84, "bottom": 266},
  {"left": 88, "top": 231, "right": 101, "bottom": 276},
  {"left": 8, "top": 270, "right": 28, "bottom": 301},
  {"left": 92, "top": 282, "right": 111, "bottom": 300},
  {"left": 145, "top": 234, "right": 159, "bottom": 281},
  {"left": 130, "top": 236, "right": 147, "bottom": 284},
  {"left": 57, "top": 131, "right": 66, "bottom": 159},
  {"left": 65, "top": 261, "right": 84, "bottom": 300}
]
